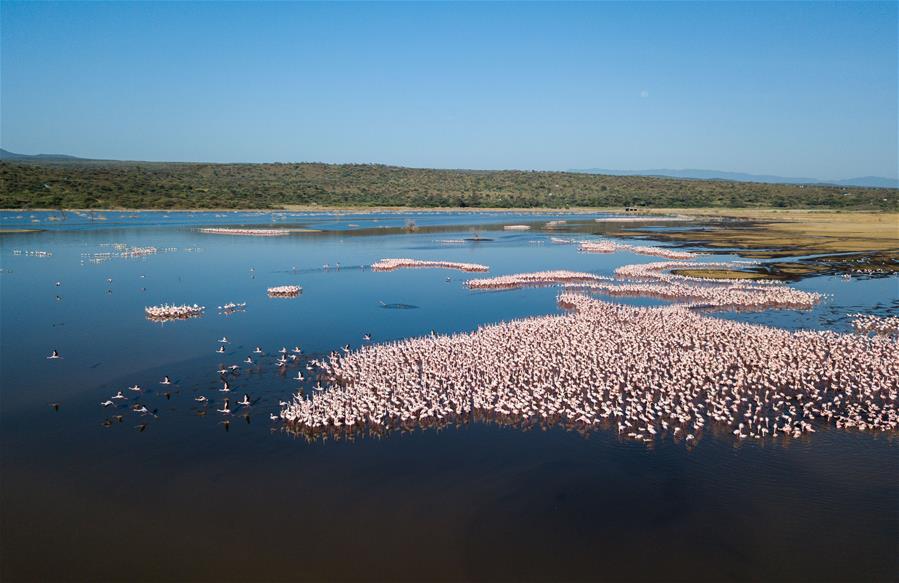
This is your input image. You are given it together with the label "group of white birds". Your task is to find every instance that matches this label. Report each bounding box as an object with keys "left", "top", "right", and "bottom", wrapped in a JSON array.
[
  {"left": 578, "top": 239, "right": 698, "bottom": 260},
  {"left": 464, "top": 261, "right": 822, "bottom": 312},
  {"left": 280, "top": 292, "right": 897, "bottom": 443},
  {"left": 145, "top": 303, "right": 206, "bottom": 320},
  {"left": 266, "top": 285, "right": 303, "bottom": 297},
  {"left": 198, "top": 227, "right": 290, "bottom": 237},
  {"left": 371, "top": 258, "right": 489, "bottom": 272},
  {"left": 851, "top": 313, "right": 899, "bottom": 338},
  {"left": 278, "top": 243, "right": 896, "bottom": 443},
  {"left": 83, "top": 334, "right": 337, "bottom": 429},
  {"left": 44, "top": 235, "right": 896, "bottom": 445}
]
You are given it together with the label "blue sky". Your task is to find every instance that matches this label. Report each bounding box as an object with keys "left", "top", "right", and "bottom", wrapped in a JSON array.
[{"left": 2, "top": 1, "right": 896, "bottom": 179}]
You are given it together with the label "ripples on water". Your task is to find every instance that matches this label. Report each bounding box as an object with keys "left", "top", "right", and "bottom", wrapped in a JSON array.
[{"left": 0, "top": 211, "right": 896, "bottom": 582}]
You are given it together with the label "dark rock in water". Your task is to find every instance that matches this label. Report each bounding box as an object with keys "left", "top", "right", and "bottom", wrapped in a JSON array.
[{"left": 379, "top": 303, "right": 419, "bottom": 310}]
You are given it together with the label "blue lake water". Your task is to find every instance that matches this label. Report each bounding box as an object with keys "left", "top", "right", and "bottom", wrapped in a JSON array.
[{"left": 1, "top": 211, "right": 896, "bottom": 582}]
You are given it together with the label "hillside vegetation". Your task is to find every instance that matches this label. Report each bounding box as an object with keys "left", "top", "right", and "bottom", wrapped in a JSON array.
[{"left": 1, "top": 160, "right": 896, "bottom": 210}]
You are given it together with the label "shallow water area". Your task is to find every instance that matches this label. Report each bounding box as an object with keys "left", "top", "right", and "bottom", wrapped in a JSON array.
[{"left": 1, "top": 211, "right": 896, "bottom": 582}]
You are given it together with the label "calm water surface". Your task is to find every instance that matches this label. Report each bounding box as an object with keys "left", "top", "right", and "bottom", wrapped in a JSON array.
[{"left": 1, "top": 211, "right": 896, "bottom": 582}]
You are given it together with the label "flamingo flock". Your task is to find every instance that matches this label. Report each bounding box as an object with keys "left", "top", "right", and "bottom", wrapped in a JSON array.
[
  {"left": 371, "top": 258, "right": 490, "bottom": 272},
  {"left": 81, "top": 243, "right": 198, "bottom": 265},
  {"left": 280, "top": 293, "right": 897, "bottom": 443},
  {"left": 467, "top": 270, "right": 613, "bottom": 290},
  {"left": 579, "top": 239, "right": 698, "bottom": 260},
  {"left": 92, "top": 335, "right": 296, "bottom": 431},
  {"left": 29, "top": 218, "right": 894, "bottom": 448},
  {"left": 575, "top": 261, "right": 821, "bottom": 311},
  {"left": 81, "top": 244, "right": 158, "bottom": 264},
  {"left": 463, "top": 262, "right": 821, "bottom": 311},
  {"left": 267, "top": 285, "right": 302, "bottom": 297},
  {"left": 852, "top": 314, "right": 899, "bottom": 338},
  {"left": 144, "top": 304, "right": 206, "bottom": 321},
  {"left": 198, "top": 228, "right": 290, "bottom": 236},
  {"left": 218, "top": 302, "right": 247, "bottom": 314},
  {"left": 117, "top": 245, "right": 158, "bottom": 257},
  {"left": 577, "top": 240, "right": 620, "bottom": 253}
]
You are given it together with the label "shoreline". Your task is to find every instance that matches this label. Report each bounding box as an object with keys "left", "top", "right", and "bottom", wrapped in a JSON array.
[
  {"left": 3, "top": 208, "right": 896, "bottom": 281},
  {"left": 2, "top": 206, "right": 897, "bottom": 217}
]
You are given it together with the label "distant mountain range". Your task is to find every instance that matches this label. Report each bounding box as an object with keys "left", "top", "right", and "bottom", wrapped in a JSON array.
[
  {"left": 0, "top": 148, "right": 90, "bottom": 162},
  {"left": 572, "top": 168, "right": 898, "bottom": 189},
  {"left": 2, "top": 149, "right": 895, "bottom": 188}
]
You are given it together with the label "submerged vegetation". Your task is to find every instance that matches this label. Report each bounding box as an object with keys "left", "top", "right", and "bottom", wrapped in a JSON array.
[{"left": 1, "top": 160, "right": 896, "bottom": 210}]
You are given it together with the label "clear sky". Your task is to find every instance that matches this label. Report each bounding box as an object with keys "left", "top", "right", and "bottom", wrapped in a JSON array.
[{"left": 1, "top": 1, "right": 896, "bottom": 179}]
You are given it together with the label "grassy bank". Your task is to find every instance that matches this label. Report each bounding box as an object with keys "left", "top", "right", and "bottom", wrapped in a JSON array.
[
  {"left": 630, "top": 209, "right": 899, "bottom": 280},
  {"left": 638, "top": 209, "right": 898, "bottom": 254}
]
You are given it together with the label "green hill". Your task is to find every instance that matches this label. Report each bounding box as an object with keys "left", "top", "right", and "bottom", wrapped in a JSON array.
[{"left": 1, "top": 160, "right": 895, "bottom": 210}]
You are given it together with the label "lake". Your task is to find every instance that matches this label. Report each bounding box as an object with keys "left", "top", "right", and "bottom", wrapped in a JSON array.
[{"left": 1, "top": 211, "right": 896, "bottom": 582}]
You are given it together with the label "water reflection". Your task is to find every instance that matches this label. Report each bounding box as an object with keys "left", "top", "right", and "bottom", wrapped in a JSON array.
[{"left": 0, "top": 211, "right": 896, "bottom": 582}]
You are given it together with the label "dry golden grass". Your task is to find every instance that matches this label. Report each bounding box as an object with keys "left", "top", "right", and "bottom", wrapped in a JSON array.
[
  {"left": 623, "top": 209, "right": 898, "bottom": 280},
  {"left": 635, "top": 209, "right": 898, "bottom": 255}
]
